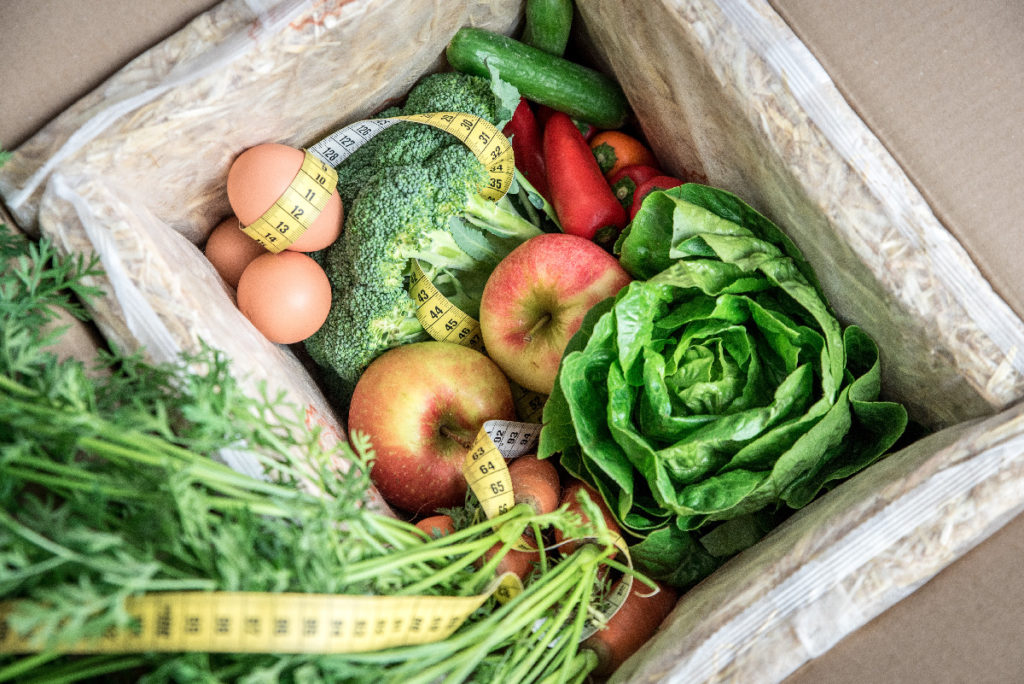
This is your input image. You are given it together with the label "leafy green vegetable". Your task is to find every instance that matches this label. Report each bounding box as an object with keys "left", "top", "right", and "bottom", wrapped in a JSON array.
[
  {"left": 0, "top": 228, "right": 631, "bottom": 683},
  {"left": 540, "top": 184, "right": 908, "bottom": 588}
]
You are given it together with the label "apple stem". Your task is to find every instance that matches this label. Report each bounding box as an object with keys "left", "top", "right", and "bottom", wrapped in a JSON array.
[
  {"left": 523, "top": 314, "right": 551, "bottom": 343},
  {"left": 440, "top": 425, "right": 474, "bottom": 449}
]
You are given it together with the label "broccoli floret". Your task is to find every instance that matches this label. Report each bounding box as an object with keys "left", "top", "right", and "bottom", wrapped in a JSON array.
[
  {"left": 304, "top": 74, "right": 546, "bottom": 407},
  {"left": 334, "top": 72, "right": 515, "bottom": 208},
  {"left": 403, "top": 71, "right": 505, "bottom": 118}
]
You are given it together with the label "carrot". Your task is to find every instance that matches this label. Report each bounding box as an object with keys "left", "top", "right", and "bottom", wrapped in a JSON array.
[
  {"left": 478, "top": 541, "right": 540, "bottom": 582},
  {"left": 590, "top": 130, "right": 657, "bottom": 179},
  {"left": 554, "top": 479, "right": 621, "bottom": 554},
  {"left": 414, "top": 513, "right": 456, "bottom": 538},
  {"left": 508, "top": 454, "right": 561, "bottom": 515},
  {"left": 582, "top": 579, "right": 679, "bottom": 677}
]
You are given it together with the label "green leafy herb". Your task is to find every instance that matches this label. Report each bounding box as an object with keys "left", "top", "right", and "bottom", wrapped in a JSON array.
[
  {"left": 0, "top": 228, "right": 624, "bottom": 683},
  {"left": 540, "top": 184, "right": 909, "bottom": 589}
]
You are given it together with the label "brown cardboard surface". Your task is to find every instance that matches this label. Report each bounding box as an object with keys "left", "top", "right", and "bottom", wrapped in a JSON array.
[
  {"left": 0, "top": 0, "right": 219, "bottom": 150},
  {"left": 785, "top": 511, "right": 1024, "bottom": 684},
  {"left": 768, "top": 0, "right": 1024, "bottom": 321}
]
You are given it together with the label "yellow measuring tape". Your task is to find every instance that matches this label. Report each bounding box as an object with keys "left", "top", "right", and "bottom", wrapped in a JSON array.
[
  {"left": 463, "top": 419, "right": 542, "bottom": 519},
  {"left": 0, "top": 581, "right": 519, "bottom": 655},
  {"left": 239, "top": 110, "right": 514, "bottom": 254},
  {"left": 308, "top": 111, "right": 515, "bottom": 202},
  {"left": 239, "top": 150, "right": 338, "bottom": 253},
  {"left": 408, "top": 259, "right": 485, "bottom": 351}
]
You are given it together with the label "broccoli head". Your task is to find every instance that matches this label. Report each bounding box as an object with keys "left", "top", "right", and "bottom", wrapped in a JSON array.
[
  {"left": 304, "top": 73, "right": 548, "bottom": 407},
  {"left": 333, "top": 72, "right": 516, "bottom": 207}
]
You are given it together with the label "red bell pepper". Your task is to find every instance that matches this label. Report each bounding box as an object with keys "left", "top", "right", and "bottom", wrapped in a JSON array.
[
  {"left": 543, "top": 111, "right": 627, "bottom": 248},
  {"left": 536, "top": 104, "right": 599, "bottom": 141},
  {"left": 630, "top": 175, "right": 683, "bottom": 219},
  {"left": 503, "top": 98, "right": 549, "bottom": 200},
  {"left": 608, "top": 164, "right": 662, "bottom": 211}
]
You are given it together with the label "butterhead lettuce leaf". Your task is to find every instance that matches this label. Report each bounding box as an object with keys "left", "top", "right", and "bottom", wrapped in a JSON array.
[{"left": 540, "top": 184, "right": 908, "bottom": 588}]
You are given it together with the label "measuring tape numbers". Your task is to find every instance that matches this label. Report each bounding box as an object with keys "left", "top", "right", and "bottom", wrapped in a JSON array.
[
  {"left": 462, "top": 419, "right": 542, "bottom": 519},
  {"left": 408, "top": 260, "right": 485, "bottom": 351},
  {"left": 0, "top": 581, "right": 520, "bottom": 655},
  {"left": 308, "top": 111, "right": 515, "bottom": 201},
  {"left": 460, "top": 419, "right": 634, "bottom": 639},
  {"left": 240, "top": 150, "right": 338, "bottom": 253}
]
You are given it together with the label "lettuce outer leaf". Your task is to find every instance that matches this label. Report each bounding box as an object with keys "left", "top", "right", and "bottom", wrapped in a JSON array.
[{"left": 541, "top": 184, "right": 908, "bottom": 587}]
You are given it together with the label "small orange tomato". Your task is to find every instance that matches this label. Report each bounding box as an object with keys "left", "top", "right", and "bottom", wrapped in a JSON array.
[
  {"left": 236, "top": 251, "right": 332, "bottom": 344},
  {"left": 589, "top": 131, "right": 657, "bottom": 179}
]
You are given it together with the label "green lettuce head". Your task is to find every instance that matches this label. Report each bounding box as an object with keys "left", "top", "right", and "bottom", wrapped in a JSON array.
[{"left": 539, "top": 184, "right": 908, "bottom": 588}]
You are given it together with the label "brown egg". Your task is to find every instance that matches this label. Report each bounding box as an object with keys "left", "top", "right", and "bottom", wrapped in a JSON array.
[
  {"left": 236, "top": 251, "right": 332, "bottom": 344},
  {"left": 226, "top": 143, "right": 343, "bottom": 252},
  {"left": 203, "top": 215, "right": 266, "bottom": 288}
]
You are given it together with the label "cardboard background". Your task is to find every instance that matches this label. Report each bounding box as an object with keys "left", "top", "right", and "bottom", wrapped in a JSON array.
[
  {"left": 768, "top": 1, "right": 1024, "bottom": 679},
  {"left": 769, "top": 0, "right": 1024, "bottom": 323},
  {"left": 2, "top": 1, "right": 1023, "bottom": 681},
  {"left": 0, "top": 0, "right": 219, "bottom": 149}
]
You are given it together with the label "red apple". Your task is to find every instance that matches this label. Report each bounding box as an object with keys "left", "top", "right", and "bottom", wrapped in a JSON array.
[
  {"left": 348, "top": 341, "right": 515, "bottom": 514},
  {"left": 479, "top": 233, "right": 632, "bottom": 394}
]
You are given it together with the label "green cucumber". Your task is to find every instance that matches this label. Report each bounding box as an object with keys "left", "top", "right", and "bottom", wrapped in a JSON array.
[
  {"left": 520, "top": 0, "right": 574, "bottom": 56},
  {"left": 446, "top": 27, "right": 629, "bottom": 130}
]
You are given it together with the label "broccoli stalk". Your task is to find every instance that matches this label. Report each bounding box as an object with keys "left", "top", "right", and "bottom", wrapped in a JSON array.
[
  {"left": 462, "top": 191, "right": 545, "bottom": 239},
  {"left": 304, "top": 73, "right": 551, "bottom": 408}
]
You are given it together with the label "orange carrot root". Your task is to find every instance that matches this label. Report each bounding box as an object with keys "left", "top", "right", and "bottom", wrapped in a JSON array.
[
  {"left": 414, "top": 514, "right": 456, "bottom": 538},
  {"left": 508, "top": 454, "right": 562, "bottom": 516},
  {"left": 478, "top": 540, "right": 540, "bottom": 581},
  {"left": 555, "top": 479, "right": 621, "bottom": 553},
  {"left": 583, "top": 579, "right": 679, "bottom": 677}
]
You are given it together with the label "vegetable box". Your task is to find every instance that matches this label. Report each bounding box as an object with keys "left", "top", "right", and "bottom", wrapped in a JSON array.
[{"left": 3, "top": 0, "right": 1024, "bottom": 681}]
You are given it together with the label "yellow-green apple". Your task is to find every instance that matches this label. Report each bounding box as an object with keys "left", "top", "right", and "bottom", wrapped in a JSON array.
[
  {"left": 479, "top": 233, "right": 632, "bottom": 394},
  {"left": 348, "top": 341, "right": 515, "bottom": 514}
]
